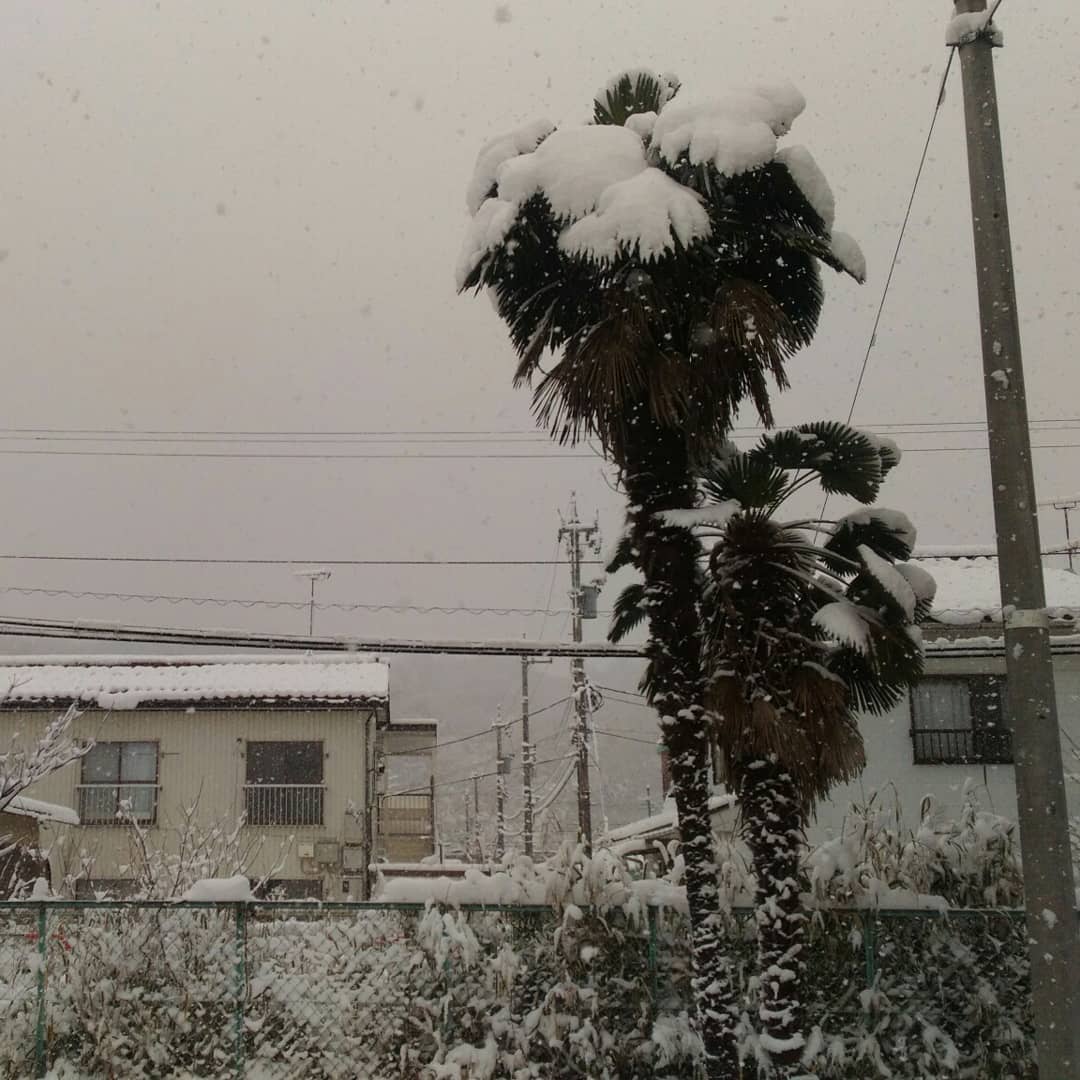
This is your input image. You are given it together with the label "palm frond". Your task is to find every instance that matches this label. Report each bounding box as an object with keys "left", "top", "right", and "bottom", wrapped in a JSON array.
[
  {"left": 825, "top": 511, "right": 915, "bottom": 564},
  {"left": 609, "top": 582, "right": 649, "bottom": 643},
  {"left": 593, "top": 69, "right": 679, "bottom": 127},
  {"left": 605, "top": 531, "right": 637, "bottom": 575},
  {"left": 700, "top": 451, "right": 786, "bottom": 508}
]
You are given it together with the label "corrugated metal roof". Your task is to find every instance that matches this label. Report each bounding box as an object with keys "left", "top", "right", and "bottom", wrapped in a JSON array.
[
  {"left": 0, "top": 654, "right": 389, "bottom": 709},
  {"left": 916, "top": 557, "right": 1080, "bottom": 626}
]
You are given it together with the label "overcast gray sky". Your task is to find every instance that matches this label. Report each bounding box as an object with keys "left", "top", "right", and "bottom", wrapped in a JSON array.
[{"left": 2, "top": 1, "right": 1078, "bottom": 833}]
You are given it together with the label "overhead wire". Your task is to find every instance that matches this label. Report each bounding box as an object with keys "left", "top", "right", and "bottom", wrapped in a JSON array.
[
  {"left": 592, "top": 729, "right": 661, "bottom": 746},
  {"left": 385, "top": 753, "right": 574, "bottom": 798},
  {"left": 0, "top": 441, "right": 1077, "bottom": 461},
  {"left": 0, "top": 584, "right": 603, "bottom": 618},
  {"left": 843, "top": 48, "right": 956, "bottom": 428},
  {"left": 811, "top": 44, "right": 958, "bottom": 538},
  {"left": 0, "top": 555, "right": 605, "bottom": 566},
  {"left": 0, "top": 408, "right": 1073, "bottom": 440},
  {"left": 382, "top": 695, "right": 573, "bottom": 757}
]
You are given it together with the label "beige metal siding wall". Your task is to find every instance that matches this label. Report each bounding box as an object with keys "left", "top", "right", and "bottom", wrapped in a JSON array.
[{"left": 3, "top": 706, "right": 376, "bottom": 897}]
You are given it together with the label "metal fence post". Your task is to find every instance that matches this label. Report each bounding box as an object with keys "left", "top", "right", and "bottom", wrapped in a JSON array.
[
  {"left": 234, "top": 903, "right": 247, "bottom": 1079},
  {"left": 647, "top": 903, "right": 658, "bottom": 1006},
  {"left": 862, "top": 912, "right": 877, "bottom": 988},
  {"left": 35, "top": 903, "right": 47, "bottom": 1078}
]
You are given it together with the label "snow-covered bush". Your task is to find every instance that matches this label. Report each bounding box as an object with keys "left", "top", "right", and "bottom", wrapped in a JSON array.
[{"left": 0, "top": 810, "right": 1037, "bottom": 1079}]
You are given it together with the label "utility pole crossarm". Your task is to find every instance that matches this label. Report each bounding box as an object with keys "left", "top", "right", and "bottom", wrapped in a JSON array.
[{"left": 953, "top": 1, "right": 1080, "bottom": 1071}]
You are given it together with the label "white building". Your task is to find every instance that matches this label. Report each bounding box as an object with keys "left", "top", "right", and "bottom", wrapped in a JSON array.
[
  {"left": 816, "top": 556, "right": 1080, "bottom": 840},
  {"left": 0, "top": 654, "right": 399, "bottom": 899},
  {"left": 602, "top": 556, "right": 1080, "bottom": 852}
]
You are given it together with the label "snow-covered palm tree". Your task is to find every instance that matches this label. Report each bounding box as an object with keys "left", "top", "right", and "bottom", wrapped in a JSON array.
[
  {"left": 458, "top": 69, "right": 864, "bottom": 1075},
  {"left": 687, "top": 424, "right": 931, "bottom": 1075}
]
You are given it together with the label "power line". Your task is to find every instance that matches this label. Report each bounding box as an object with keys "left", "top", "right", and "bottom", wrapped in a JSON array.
[
  {"left": 592, "top": 729, "right": 659, "bottom": 746},
  {"left": 0, "top": 413, "right": 1074, "bottom": 437},
  {"left": 0, "top": 584, "right": 598, "bottom": 618},
  {"left": 0, "top": 555, "right": 604, "bottom": 566},
  {"left": 0, "top": 441, "right": 1077, "bottom": 462},
  {"left": 0, "top": 427, "right": 551, "bottom": 437},
  {"left": 845, "top": 47, "right": 956, "bottom": 427},
  {"left": 386, "top": 753, "right": 573, "bottom": 797},
  {"left": 0, "top": 615, "right": 648, "bottom": 657},
  {"left": 383, "top": 696, "right": 573, "bottom": 757},
  {"left": 595, "top": 684, "right": 645, "bottom": 698},
  {"left": 0, "top": 449, "right": 597, "bottom": 461}
]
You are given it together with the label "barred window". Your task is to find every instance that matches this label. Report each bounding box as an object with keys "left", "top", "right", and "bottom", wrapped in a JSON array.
[
  {"left": 910, "top": 676, "right": 1012, "bottom": 765},
  {"left": 244, "top": 741, "right": 324, "bottom": 826},
  {"left": 79, "top": 742, "right": 159, "bottom": 824}
]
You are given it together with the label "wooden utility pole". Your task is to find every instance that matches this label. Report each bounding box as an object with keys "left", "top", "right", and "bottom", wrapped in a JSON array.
[
  {"left": 521, "top": 655, "right": 552, "bottom": 858},
  {"left": 559, "top": 495, "right": 599, "bottom": 852},
  {"left": 952, "top": 1, "right": 1080, "bottom": 1069}
]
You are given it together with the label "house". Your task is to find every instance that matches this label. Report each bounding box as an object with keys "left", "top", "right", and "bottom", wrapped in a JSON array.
[
  {"left": 375, "top": 717, "right": 439, "bottom": 863},
  {"left": 0, "top": 654, "right": 391, "bottom": 899},
  {"left": 606, "top": 556, "right": 1080, "bottom": 853},
  {"left": 0, "top": 795, "right": 79, "bottom": 896},
  {"left": 814, "top": 555, "right": 1080, "bottom": 841}
]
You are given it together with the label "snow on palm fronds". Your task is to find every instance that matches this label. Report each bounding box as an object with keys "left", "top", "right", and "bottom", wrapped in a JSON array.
[
  {"left": 458, "top": 68, "right": 865, "bottom": 455},
  {"left": 616, "top": 421, "right": 931, "bottom": 808}
]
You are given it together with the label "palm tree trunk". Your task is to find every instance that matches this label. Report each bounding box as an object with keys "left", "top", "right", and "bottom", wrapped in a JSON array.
[
  {"left": 621, "top": 424, "right": 740, "bottom": 1079},
  {"left": 741, "top": 756, "right": 807, "bottom": 1077}
]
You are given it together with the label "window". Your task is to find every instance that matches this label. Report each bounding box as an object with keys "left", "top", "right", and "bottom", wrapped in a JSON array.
[
  {"left": 79, "top": 741, "right": 159, "bottom": 824},
  {"left": 910, "top": 676, "right": 1012, "bottom": 765},
  {"left": 244, "top": 741, "right": 324, "bottom": 826}
]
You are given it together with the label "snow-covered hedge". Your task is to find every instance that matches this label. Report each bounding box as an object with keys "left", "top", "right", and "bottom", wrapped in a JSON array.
[{"left": 0, "top": 799, "right": 1036, "bottom": 1078}]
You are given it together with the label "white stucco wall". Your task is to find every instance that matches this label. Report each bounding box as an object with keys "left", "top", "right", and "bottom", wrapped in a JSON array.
[{"left": 811, "top": 651, "right": 1080, "bottom": 843}]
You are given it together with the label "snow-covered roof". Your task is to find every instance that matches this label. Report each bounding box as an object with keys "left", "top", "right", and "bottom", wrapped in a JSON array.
[
  {"left": 386, "top": 717, "right": 438, "bottom": 729},
  {"left": 0, "top": 654, "right": 389, "bottom": 709},
  {"left": 3, "top": 795, "right": 80, "bottom": 825},
  {"left": 915, "top": 558, "right": 1080, "bottom": 626},
  {"left": 599, "top": 793, "right": 737, "bottom": 849}
]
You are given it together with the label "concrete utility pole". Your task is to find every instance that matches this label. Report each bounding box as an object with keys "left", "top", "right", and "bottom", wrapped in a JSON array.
[
  {"left": 471, "top": 771, "right": 482, "bottom": 863},
  {"left": 521, "top": 655, "right": 552, "bottom": 858},
  {"left": 952, "top": 1, "right": 1080, "bottom": 1070},
  {"left": 494, "top": 708, "right": 508, "bottom": 859},
  {"left": 559, "top": 495, "right": 600, "bottom": 852}
]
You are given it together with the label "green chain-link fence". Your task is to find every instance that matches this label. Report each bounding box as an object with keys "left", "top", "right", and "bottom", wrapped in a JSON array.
[{"left": 0, "top": 900, "right": 1031, "bottom": 1079}]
